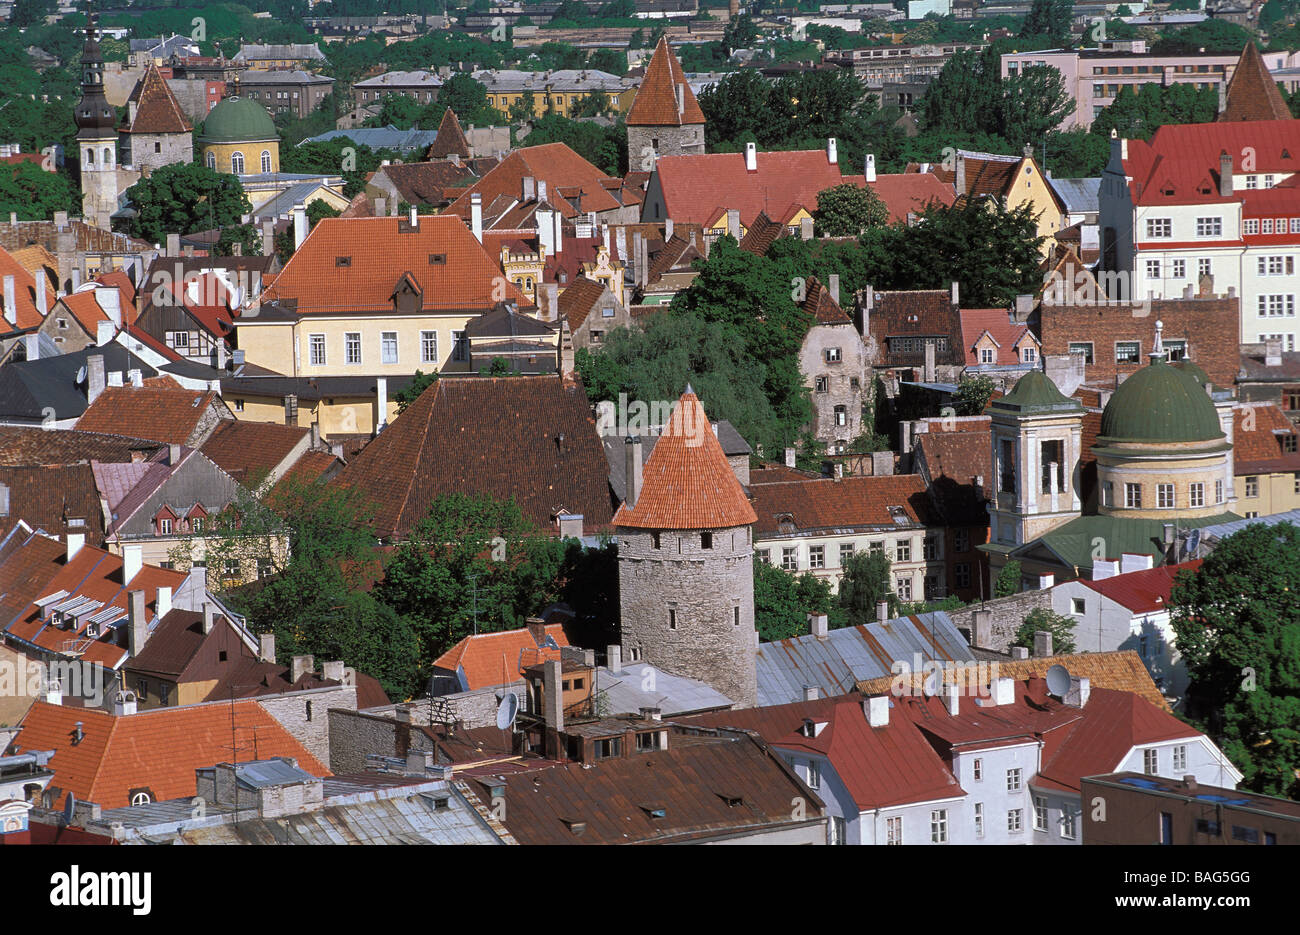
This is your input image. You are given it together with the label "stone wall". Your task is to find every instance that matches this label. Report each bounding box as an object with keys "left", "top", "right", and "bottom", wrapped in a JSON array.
[
  {"left": 126, "top": 132, "right": 193, "bottom": 174},
  {"left": 627, "top": 123, "right": 704, "bottom": 173},
  {"left": 257, "top": 683, "right": 357, "bottom": 767},
  {"left": 801, "top": 320, "right": 868, "bottom": 450},
  {"left": 618, "top": 525, "right": 757, "bottom": 707},
  {"left": 948, "top": 589, "right": 1052, "bottom": 652}
]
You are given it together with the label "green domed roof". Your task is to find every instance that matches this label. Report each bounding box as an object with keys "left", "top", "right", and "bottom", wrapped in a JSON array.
[
  {"left": 1172, "top": 358, "right": 1209, "bottom": 387},
  {"left": 991, "top": 369, "right": 1082, "bottom": 415},
  {"left": 200, "top": 97, "right": 276, "bottom": 142},
  {"left": 1099, "top": 359, "right": 1222, "bottom": 444}
]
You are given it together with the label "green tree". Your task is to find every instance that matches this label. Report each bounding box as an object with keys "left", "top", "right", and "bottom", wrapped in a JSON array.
[
  {"left": 124, "top": 163, "right": 252, "bottom": 244},
  {"left": 306, "top": 199, "right": 341, "bottom": 228},
  {"left": 213, "top": 223, "right": 260, "bottom": 257},
  {"left": 569, "top": 92, "right": 613, "bottom": 118},
  {"left": 520, "top": 113, "right": 625, "bottom": 175},
  {"left": 1171, "top": 523, "right": 1300, "bottom": 798},
  {"left": 1013, "top": 607, "right": 1077, "bottom": 655},
  {"left": 813, "top": 182, "right": 889, "bottom": 236},
  {"left": 953, "top": 374, "right": 996, "bottom": 416},
  {"left": 722, "top": 13, "right": 759, "bottom": 54},
  {"left": 994, "top": 560, "right": 1022, "bottom": 597},
  {"left": 1019, "top": 0, "right": 1074, "bottom": 45},
  {"left": 508, "top": 90, "right": 536, "bottom": 125},
  {"left": 395, "top": 369, "right": 439, "bottom": 413},
  {"left": 753, "top": 561, "right": 840, "bottom": 642},
  {"left": 1152, "top": 20, "right": 1257, "bottom": 55},
  {"left": 0, "top": 162, "right": 79, "bottom": 221},
  {"left": 838, "top": 550, "right": 895, "bottom": 625},
  {"left": 437, "top": 73, "right": 498, "bottom": 127},
  {"left": 9, "top": 0, "right": 54, "bottom": 28}
]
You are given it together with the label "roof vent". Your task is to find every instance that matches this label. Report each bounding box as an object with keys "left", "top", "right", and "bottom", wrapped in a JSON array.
[
  {"left": 715, "top": 791, "right": 744, "bottom": 807},
  {"left": 639, "top": 804, "right": 667, "bottom": 819},
  {"left": 428, "top": 253, "right": 446, "bottom": 265},
  {"left": 335, "top": 256, "right": 351, "bottom": 267}
]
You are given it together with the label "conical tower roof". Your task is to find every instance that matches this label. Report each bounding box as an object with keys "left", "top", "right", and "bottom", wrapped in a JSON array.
[
  {"left": 614, "top": 389, "right": 756, "bottom": 529},
  {"left": 1219, "top": 43, "right": 1291, "bottom": 122},
  {"left": 429, "top": 106, "right": 471, "bottom": 160},
  {"left": 627, "top": 37, "right": 705, "bottom": 128},
  {"left": 123, "top": 63, "right": 192, "bottom": 134}
]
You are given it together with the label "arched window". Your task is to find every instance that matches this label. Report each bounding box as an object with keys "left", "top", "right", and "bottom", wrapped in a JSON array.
[
  {"left": 103, "top": 147, "right": 112, "bottom": 166},
  {"left": 205, "top": 151, "right": 216, "bottom": 170},
  {"left": 261, "top": 150, "right": 272, "bottom": 173},
  {"left": 131, "top": 791, "right": 151, "bottom": 806},
  {"left": 85, "top": 148, "right": 94, "bottom": 166},
  {"left": 231, "top": 151, "right": 244, "bottom": 174}
]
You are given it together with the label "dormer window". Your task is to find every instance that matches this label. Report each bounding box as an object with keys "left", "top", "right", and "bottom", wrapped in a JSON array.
[{"left": 159, "top": 518, "right": 172, "bottom": 535}]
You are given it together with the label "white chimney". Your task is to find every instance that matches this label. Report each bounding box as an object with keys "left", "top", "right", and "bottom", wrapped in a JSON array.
[
  {"left": 128, "top": 368, "right": 142, "bottom": 388},
  {"left": 44, "top": 677, "right": 62, "bottom": 706},
  {"left": 95, "top": 286, "right": 121, "bottom": 326},
  {"left": 66, "top": 531, "right": 85, "bottom": 561},
  {"left": 409, "top": 205, "right": 418, "bottom": 227},
  {"left": 107, "top": 371, "right": 123, "bottom": 387},
  {"left": 112, "top": 690, "right": 137, "bottom": 716},
  {"left": 122, "top": 544, "right": 143, "bottom": 583},
  {"left": 826, "top": 137, "right": 838, "bottom": 164},
  {"left": 866, "top": 695, "right": 889, "bottom": 727},
  {"left": 744, "top": 141, "right": 757, "bottom": 172},
  {"left": 2, "top": 275, "right": 14, "bottom": 326},
  {"left": 945, "top": 683, "right": 960, "bottom": 716},
  {"left": 1120, "top": 552, "right": 1153, "bottom": 574},
  {"left": 202, "top": 602, "right": 215, "bottom": 634},
  {"left": 87, "top": 354, "right": 106, "bottom": 404},
  {"left": 803, "top": 685, "right": 820, "bottom": 701},
  {"left": 607, "top": 644, "right": 621, "bottom": 674},
  {"left": 876, "top": 599, "right": 890, "bottom": 623},
  {"left": 96, "top": 320, "right": 115, "bottom": 345},
  {"left": 828, "top": 273, "right": 840, "bottom": 306},
  {"left": 376, "top": 377, "right": 388, "bottom": 429},
  {"left": 36, "top": 272, "right": 46, "bottom": 315},
  {"left": 156, "top": 586, "right": 172, "bottom": 619},
  {"left": 993, "top": 677, "right": 1015, "bottom": 706},
  {"left": 809, "top": 613, "right": 828, "bottom": 639},
  {"left": 784, "top": 446, "right": 796, "bottom": 468},
  {"left": 1091, "top": 557, "right": 1119, "bottom": 579},
  {"left": 865, "top": 153, "right": 877, "bottom": 183},
  {"left": 1038, "top": 573, "right": 1054, "bottom": 589},
  {"left": 950, "top": 281, "right": 959, "bottom": 305},
  {"left": 293, "top": 203, "right": 308, "bottom": 250},
  {"left": 553, "top": 207, "right": 563, "bottom": 256},
  {"left": 470, "top": 192, "right": 483, "bottom": 243},
  {"left": 537, "top": 207, "right": 555, "bottom": 257}
]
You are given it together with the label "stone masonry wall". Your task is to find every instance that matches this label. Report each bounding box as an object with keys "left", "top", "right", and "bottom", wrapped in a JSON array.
[
  {"left": 619, "top": 525, "right": 756, "bottom": 707},
  {"left": 948, "top": 589, "right": 1052, "bottom": 652},
  {"left": 256, "top": 683, "right": 356, "bottom": 767}
]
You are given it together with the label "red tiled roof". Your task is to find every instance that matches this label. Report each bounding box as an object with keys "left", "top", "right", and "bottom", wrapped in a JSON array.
[
  {"left": 0, "top": 246, "right": 43, "bottom": 332},
  {"left": 375, "top": 160, "right": 475, "bottom": 207},
  {"left": 263, "top": 215, "right": 529, "bottom": 314},
  {"left": 333, "top": 375, "right": 614, "bottom": 538},
  {"left": 444, "top": 144, "right": 631, "bottom": 222},
  {"left": 432, "top": 623, "right": 569, "bottom": 691},
  {"left": 915, "top": 426, "right": 992, "bottom": 496},
  {"left": 428, "top": 106, "right": 471, "bottom": 160},
  {"left": 201, "top": 419, "right": 310, "bottom": 486},
  {"left": 123, "top": 63, "right": 192, "bottom": 134},
  {"left": 555, "top": 275, "right": 609, "bottom": 332},
  {"left": 626, "top": 37, "right": 704, "bottom": 127},
  {"left": 802, "top": 275, "right": 851, "bottom": 325},
  {"left": 749, "top": 474, "right": 931, "bottom": 535},
  {"left": 613, "top": 389, "right": 756, "bottom": 530},
  {"left": 0, "top": 464, "right": 105, "bottom": 545},
  {"left": 75, "top": 386, "right": 226, "bottom": 445},
  {"left": 686, "top": 695, "right": 965, "bottom": 809},
  {"left": 12, "top": 699, "right": 328, "bottom": 810},
  {"left": 867, "top": 289, "right": 967, "bottom": 367},
  {"left": 842, "top": 171, "right": 957, "bottom": 223},
  {"left": 1219, "top": 43, "right": 1291, "bottom": 123},
  {"left": 652, "top": 149, "right": 844, "bottom": 231},
  {"left": 1080, "top": 559, "right": 1202, "bottom": 614},
  {"left": 1233, "top": 403, "right": 1300, "bottom": 474},
  {"left": 960, "top": 307, "right": 1034, "bottom": 367},
  {"left": 737, "top": 211, "right": 786, "bottom": 256}
]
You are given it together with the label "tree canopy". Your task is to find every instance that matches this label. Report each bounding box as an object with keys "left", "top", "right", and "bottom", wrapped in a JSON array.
[{"left": 124, "top": 163, "right": 252, "bottom": 244}]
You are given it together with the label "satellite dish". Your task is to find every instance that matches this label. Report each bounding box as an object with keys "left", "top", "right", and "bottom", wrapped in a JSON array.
[
  {"left": 495, "top": 692, "right": 518, "bottom": 731},
  {"left": 76, "top": 364, "right": 87, "bottom": 385},
  {"left": 1045, "top": 663, "right": 1072, "bottom": 698},
  {"left": 1186, "top": 528, "right": 1201, "bottom": 558},
  {"left": 63, "top": 792, "right": 76, "bottom": 824}
]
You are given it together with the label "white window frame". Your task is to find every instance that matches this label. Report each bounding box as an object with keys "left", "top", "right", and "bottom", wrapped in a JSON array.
[
  {"left": 308, "top": 333, "right": 326, "bottom": 366},
  {"left": 974, "top": 802, "right": 984, "bottom": 838},
  {"left": 886, "top": 815, "right": 903, "bottom": 845},
  {"left": 1145, "top": 218, "right": 1171, "bottom": 238},
  {"left": 1144, "top": 748, "right": 1158, "bottom": 774},
  {"left": 1189, "top": 483, "right": 1204, "bottom": 508},
  {"left": 1173, "top": 745, "right": 1187, "bottom": 772},
  {"left": 345, "top": 331, "right": 361, "bottom": 365},
  {"left": 1006, "top": 768, "right": 1022, "bottom": 792},
  {"left": 421, "top": 330, "right": 438, "bottom": 364},
  {"left": 1195, "top": 216, "right": 1222, "bottom": 237},
  {"left": 930, "top": 809, "right": 948, "bottom": 844},
  {"left": 1008, "top": 808, "right": 1023, "bottom": 833},
  {"left": 1033, "top": 795, "right": 1047, "bottom": 832},
  {"left": 380, "top": 331, "right": 399, "bottom": 364}
]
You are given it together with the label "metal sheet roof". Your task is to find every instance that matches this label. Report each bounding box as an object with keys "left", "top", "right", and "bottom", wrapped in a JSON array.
[
  {"left": 594, "top": 662, "right": 733, "bottom": 716},
  {"left": 756, "top": 612, "right": 971, "bottom": 707}
]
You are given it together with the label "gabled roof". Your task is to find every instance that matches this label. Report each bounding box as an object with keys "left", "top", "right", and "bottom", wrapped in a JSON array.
[
  {"left": 867, "top": 289, "right": 967, "bottom": 367},
  {"left": 444, "top": 144, "right": 632, "bottom": 222},
  {"left": 374, "top": 160, "right": 475, "bottom": 207},
  {"left": 262, "top": 216, "right": 529, "bottom": 314},
  {"left": 0, "top": 245, "right": 44, "bottom": 332},
  {"left": 0, "top": 426, "right": 160, "bottom": 466},
  {"left": 556, "top": 275, "right": 611, "bottom": 332},
  {"left": 801, "top": 275, "right": 851, "bottom": 325},
  {"left": 1219, "top": 42, "right": 1291, "bottom": 123},
  {"left": 123, "top": 63, "right": 192, "bottom": 134},
  {"left": 428, "top": 107, "right": 471, "bottom": 160},
  {"left": 75, "top": 385, "right": 227, "bottom": 445},
  {"left": 841, "top": 171, "right": 957, "bottom": 223},
  {"left": 686, "top": 695, "right": 965, "bottom": 810},
  {"left": 737, "top": 211, "right": 786, "bottom": 256},
  {"left": 750, "top": 474, "right": 932, "bottom": 536},
  {"left": 1232, "top": 403, "right": 1300, "bottom": 474},
  {"left": 960, "top": 307, "right": 1034, "bottom": 367},
  {"left": 332, "top": 375, "right": 614, "bottom": 539},
  {"left": 613, "top": 389, "right": 756, "bottom": 530},
  {"left": 652, "top": 149, "right": 843, "bottom": 231},
  {"left": 0, "top": 463, "right": 105, "bottom": 545},
  {"left": 1079, "top": 559, "right": 1203, "bottom": 614},
  {"left": 626, "top": 37, "right": 705, "bottom": 127},
  {"left": 431, "top": 623, "right": 570, "bottom": 691},
  {"left": 200, "top": 420, "right": 310, "bottom": 487},
  {"left": 12, "top": 699, "right": 329, "bottom": 810}
]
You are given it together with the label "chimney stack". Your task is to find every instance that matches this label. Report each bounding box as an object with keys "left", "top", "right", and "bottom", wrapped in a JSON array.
[
  {"left": 66, "top": 531, "right": 85, "bottom": 561},
  {"left": 262, "top": 219, "right": 274, "bottom": 256},
  {"left": 1065, "top": 676, "right": 1091, "bottom": 708},
  {"left": 945, "top": 683, "right": 960, "bottom": 716},
  {"left": 625, "top": 435, "right": 643, "bottom": 508},
  {"left": 470, "top": 192, "right": 483, "bottom": 243},
  {"left": 784, "top": 447, "right": 796, "bottom": 468},
  {"left": 809, "top": 613, "right": 828, "bottom": 639},
  {"left": 1033, "top": 630, "right": 1053, "bottom": 657},
  {"left": 156, "top": 586, "right": 172, "bottom": 619},
  {"left": 293, "top": 204, "right": 308, "bottom": 250},
  {"left": 122, "top": 543, "right": 143, "bottom": 584},
  {"left": 866, "top": 695, "right": 889, "bottom": 727},
  {"left": 166, "top": 233, "right": 180, "bottom": 256},
  {"left": 803, "top": 685, "right": 820, "bottom": 701},
  {"left": 826, "top": 137, "right": 837, "bottom": 164},
  {"left": 744, "top": 141, "right": 757, "bottom": 172},
  {"left": 2, "top": 275, "right": 14, "bottom": 326},
  {"left": 726, "top": 209, "right": 741, "bottom": 241},
  {"left": 259, "top": 631, "right": 276, "bottom": 663},
  {"left": 1219, "top": 151, "right": 1233, "bottom": 197},
  {"left": 543, "top": 658, "right": 564, "bottom": 758},
  {"left": 376, "top": 377, "right": 388, "bottom": 430},
  {"left": 828, "top": 273, "right": 840, "bottom": 306},
  {"left": 202, "top": 601, "right": 215, "bottom": 634},
  {"left": 35, "top": 271, "right": 46, "bottom": 315},
  {"left": 291, "top": 655, "right": 314, "bottom": 683},
  {"left": 865, "top": 153, "right": 877, "bottom": 183},
  {"left": 128, "top": 589, "right": 148, "bottom": 656},
  {"left": 877, "top": 599, "right": 890, "bottom": 623},
  {"left": 607, "top": 644, "right": 621, "bottom": 674}
]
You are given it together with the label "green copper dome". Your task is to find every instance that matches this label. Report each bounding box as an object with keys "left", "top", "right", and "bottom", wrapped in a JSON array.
[
  {"left": 199, "top": 97, "right": 276, "bottom": 142},
  {"left": 1172, "top": 358, "right": 1209, "bottom": 387},
  {"left": 1099, "top": 359, "right": 1222, "bottom": 444},
  {"left": 991, "top": 369, "right": 1082, "bottom": 415}
]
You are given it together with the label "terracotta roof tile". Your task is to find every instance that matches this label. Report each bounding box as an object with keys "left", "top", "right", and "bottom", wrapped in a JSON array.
[
  {"left": 0, "top": 426, "right": 161, "bottom": 466},
  {"left": 960, "top": 307, "right": 1033, "bottom": 367},
  {"left": 375, "top": 160, "right": 475, "bottom": 207},
  {"left": 1081, "top": 560, "right": 1202, "bottom": 615},
  {"left": 802, "top": 275, "right": 851, "bottom": 325},
  {"left": 12, "top": 699, "right": 328, "bottom": 809},
  {"left": 626, "top": 37, "right": 704, "bottom": 127},
  {"left": 555, "top": 275, "right": 609, "bottom": 332},
  {"left": 201, "top": 419, "right": 309, "bottom": 486},
  {"left": 333, "top": 375, "right": 614, "bottom": 538},
  {"left": 1233, "top": 403, "right": 1300, "bottom": 474},
  {"left": 1219, "top": 43, "right": 1291, "bottom": 123},
  {"left": 750, "top": 474, "right": 931, "bottom": 535},
  {"left": 428, "top": 107, "right": 471, "bottom": 160},
  {"left": 432, "top": 623, "right": 569, "bottom": 691},
  {"left": 0, "top": 246, "right": 43, "bottom": 332},
  {"left": 867, "top": 289, "right": 966, "bottom": 367},
  {"left": 123, "top": 63, "right": 192, "bottom": 134},
  {"left": 737, "top": 211, "right": 786, "bottom": 256},
  {"left": 0, "top": 464, "right": 105, "bottom": 545},
  {"left": 444, "top": 144, "right": 632, "bottom": 222},
  {"left": 614, "top": 389, "right": 756, "bottom": 530},
  {"left": 264, "top": 215, "right": 528, "bottom": 314},
  {"left": 75, "top": 386, "right": 227, "bottom": 446},
  {"left": 841, "top": 171, "right": 957, "bottom": 223}
]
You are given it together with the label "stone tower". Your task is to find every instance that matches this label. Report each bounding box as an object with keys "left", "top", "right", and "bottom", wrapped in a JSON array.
[
  {"left": 76, "top": 17, "right": 122, "bottom": 230},
  {"left": 986, "top": 365, "right": 1084, "bottom": 577},
  {"left": 625, "top": 37, "right": 706, "bottom": 172},
  {"left": 120, "top": 62, "right": 193, "bottom": 173},
  {"left": 616, "top": 387, "right": 758, "bottom": 708}
]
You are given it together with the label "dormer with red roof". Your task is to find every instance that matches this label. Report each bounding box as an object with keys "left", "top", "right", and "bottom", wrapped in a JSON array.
[
  {"left": 626, "top": 37, "right": 705, "bottom": 170},
  {"left": 616, "top": 388, "right": 759, "bottom": 708}
]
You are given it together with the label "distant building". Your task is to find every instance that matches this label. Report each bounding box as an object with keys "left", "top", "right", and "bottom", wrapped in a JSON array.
[
  {"left": 232, "top": 43, "right": 328, "bottom": 72},
  {"left": 1083, "top": 773, "right": 1299, "bottom": 845},
  {"left": 198, "top": 96, "right": 280, "bottom": 175},
  {"left": 237, "top": 70, "right": 334, "bottom": 119}
]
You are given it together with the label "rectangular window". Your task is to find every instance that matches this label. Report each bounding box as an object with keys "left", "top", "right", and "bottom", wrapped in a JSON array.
[
  {"left": 1144, "top": 748, "right": 1158, "bottom": 774},
  {"left": 1060, "top": 808, "right": 1077, "bottom": 840},
  {"left": 1231, "top": 825, "right": 1260, "bottom": 843},
  {"left": 1145, "top": 259, "right": 1161, "bottom": 279},
  {"left": 1164, "top": 339, "right": 1187, "bottom": 361},
  {"left": 808, "top": 545, "right": 825, "bottom": 569},
  {"left": 1072, "top": 597, "right": 1086, "bottom": 615},
  {"left": 224, "top": 559, "right": 241, "bottom": 578},
  {"left": 1246, "top": 175, "right": 1258, "bottom": 189},
  {"left": 1172, "top": 745, "right": 1187, "bottom": 772},
  {"left": 1157, "top": 483, "right": 1175, "bottom": 509},
  {"left": 895, "top": 540, "right": 911, "bottom": 563},
  {"left": 1244, "top": 218, "right": 1260, "bottom": 235},
  {"left": 782, "top": 547, "right": 798, "bottom": 571},
  {"left": 1068, "top": 342, "right": 1094, "bottom": 364},
  {"left": 930, "top": 809, "right": 948, "bottom": 844},
  {"left": 1258, "top": 295, "right": 1295, "bottom": 317},
  {"left": 1000, "top": 438, "right": 1016, "bottom": 494},
  {"left": 1033, "top": 796, "right": 1047, "bottom": 832},
  {"left": 1199, "top": 258, "right": 1212, "bottom": 277},
  {"left": 1170, "top": 259, "right": 1185, "bottom": 278},
  {"left": 895, "top": 576, "right": 912, "bottom": 601},
  {"left": 806, "top": 760, "right": 821, "bottom": 789},
  {"left": 923, "top": 535, "right": 939, "bottom": 561},
  {"left": 158, "top": 518, "right": 173, "bottom": 535},
  {"left": 1008, "top": 809, "right": 1023, "bottom": 833},
  {"left": 1195, "top": 217, "right": 1222, "bottom": 237},
  {"left": 1189, "top": 482, "right": 1204, "bottom": 508},
  {"left": 1125, "top": 483, "right": 1142, "bottom": 508},
  {"left": 1103, "top": 481, "right": 1114, "bottom": 507},
  {"left": 839, "top": 542, "right": 855, "bottom": 566},
  {"left": 1216, "top": 478, "right": 1224, "bottom": 503},
  {"left": 1007, "top": 768, "right": 1022, "bottom": 792},
  {"left": 668, "top": 608, "right": 677, "bottom": 630},
  {"left": 887, "top": 816, "right": 903, "bottom": 845},
  {"left": 974, "top": 802, "right": 984, "bottom": 838},
  {"left": 954, "top": 529, "right": 969, "bottom": 553},
  {"left": 1258, "top": 255, "right": 1295, "bottom": 276},
  {"left": 980, "top": 347, "right": 995, "bottom": 364},
  {"left": 1245, "top": 476, "right": 1259, "bottom": 498},
  {"left": 1292, "top": 218, "right": 1300, "bottom": 234},
  {"left": 973, "top": 758, "right": 982, "bottom": 781},
  {"left": 308, "top": 334, "right": 326, "bottom": 366},
  {"left": 1196, "top": 818, "right": 1221, "bottom": 836},
  {"left": 381, "top": 331, "right": 398, "bottom": 364},
  {"left": 421, "top": 330, "right": 438, "bottom": 364},
  {"left": 830, "top": 816, "right": 846, "bottom": 845},
  {"left": 452, "top": 330, "right": 467, "bottom": 361},
  {"left": 955, "top": 562, "right": 971, "bottom": 589},
  {"left": 815, "top": 375, "right": 828, "bottom": 393},
  {"left": 345, "top": 332, "right": 361, "bottom": 365},
  {"left": 1145, "top": 218, "right": 1171, "bottom": 238},
  {"left": 1263, "top": 218, "right": 1275, "bottom": 234},
  {"left": 1116, "top": 341, "right": 1140, "bottom": 363},
  {"left": 825, "top": 347, "right": 841, "bottom": 363}
]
